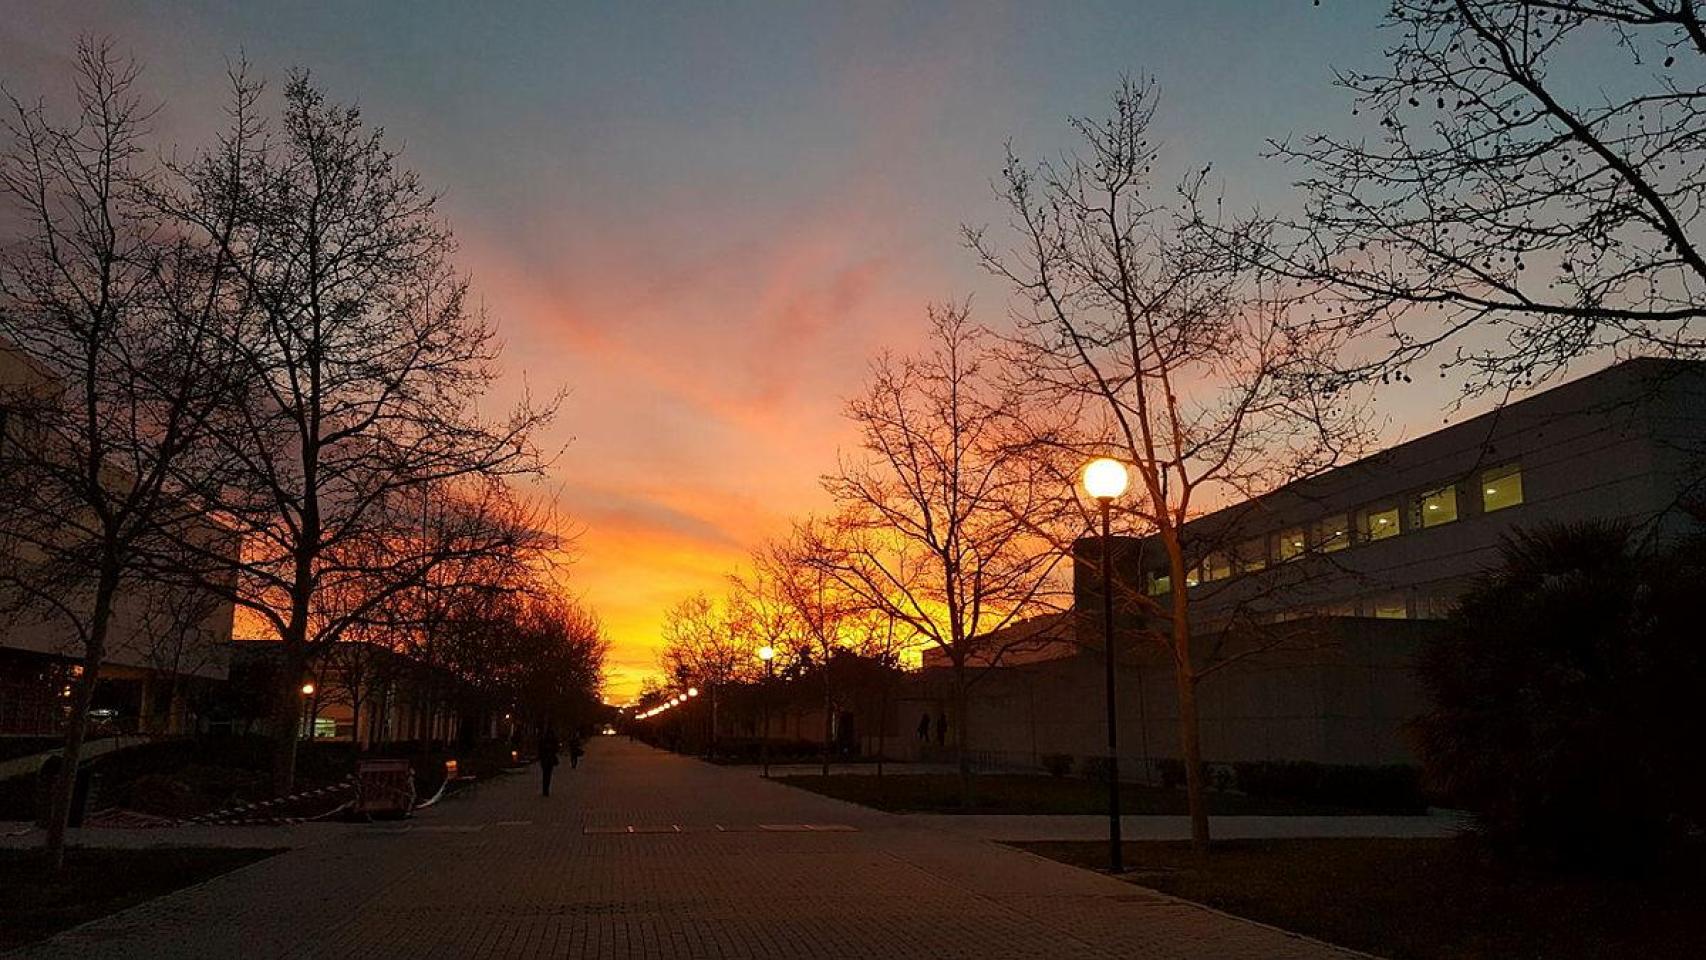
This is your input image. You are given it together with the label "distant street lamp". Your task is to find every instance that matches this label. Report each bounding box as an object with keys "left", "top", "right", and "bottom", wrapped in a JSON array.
[
  {"left": 300, "top": 682, "right": 317, "bottom": 741},
  {"left": 758, "top": 645, "right": 777, "bottom": 778},
  {"left": 1082, "top": 457, "right": 1128, "bottom": 873}
]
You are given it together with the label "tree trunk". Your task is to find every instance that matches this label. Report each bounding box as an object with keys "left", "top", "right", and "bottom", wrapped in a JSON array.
[
  {"left": 1169, "top": 563, "right": 1210, "bottom": 854},
  {"left": 821, "top": 664, "right": 832, "bottom": 777},
  {"left": 349, "top": 686, "right": 364, "bottom": 752},
  {"left": 708, "top": 684, "right": 719, "bottom": 761},
  {"left": 1175, "top": 660, "right": 1209, "bottom": 854},
  {"left": 953, "top": 664, "right": 972, "bottom": 808},
  {"left": 270, "top": 661, "right": 305, "bottom": 797},
  {"left": 875, "top": 675, "right": 888, "bottom": 781},
  {"left": 44, "top": 565, "right": 120, "bottom": 873}
]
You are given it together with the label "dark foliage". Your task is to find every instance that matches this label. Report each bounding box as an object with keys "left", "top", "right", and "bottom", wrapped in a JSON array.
[
  {"left": 1041, "top": 753, "right": 1074, "bottom": 778},
  {"left": 1415, "top": 522, "right": 1706, "bottom": 863},
  {"left": 1231, "top": 761, "right": 1425, "bottom": 815}
]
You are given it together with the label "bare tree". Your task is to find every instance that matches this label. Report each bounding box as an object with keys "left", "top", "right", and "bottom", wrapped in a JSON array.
[
  {"left": 1265, "top": 0, "right": 1706, "bottom": 393},
  {"left": 161, "top": 73, "right": 557, "bottom": 793},
  {"left": 841, "top": 605, "right": 914, "bottom": 779},
  {"left": 658, "top": 591, "right": 757, "bottom": 756},
  {"left": 0, "top": 40, "right": 240, "bottom": 870},
  {"left": 758, "top": 520, "right": 859, "bottom": 775},
  {"left": 816, "top": 303, "right": 1074, "bottom": 803},
  {"left": 968, "top": 78, "right": 1370, "bottom": 852},
  {"left": 380, "top": 479, "right": 555, "bottom": 757},
  {"left": 136, "top": 577, "right": 231, "bottom": 734}
]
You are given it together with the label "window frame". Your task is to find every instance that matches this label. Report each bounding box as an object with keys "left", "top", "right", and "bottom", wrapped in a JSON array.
[
  {"left": 1415, "top": 484, "right": 1459, "bottom": 528},
  {"left": 1311, "top": 514, "right": 1351, "bottom": 553},
  {"left": 1359, "top": 504, "right": 1401, "bottom": 542},
  {"left": 1480, "top": 463, "right": 1524, "bottom": 514}
]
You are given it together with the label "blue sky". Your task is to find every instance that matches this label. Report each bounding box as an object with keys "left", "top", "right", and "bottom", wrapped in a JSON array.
[{"left": 2, "top": 1, "right": 1476, "bottom": 693}]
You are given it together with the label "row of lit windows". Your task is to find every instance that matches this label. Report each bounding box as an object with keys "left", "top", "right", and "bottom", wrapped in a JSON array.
[
  {"left": 1272, "top": 593, "right": 1457, "bottom": 622},
  {"left": 1147, "top": 462, "right": 1526, "bottom": 595}
]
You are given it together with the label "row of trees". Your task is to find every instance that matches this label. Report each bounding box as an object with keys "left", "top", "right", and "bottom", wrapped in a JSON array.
[
  {"left": 652, "top": 0, "right": 1706, "bottom": 854},
  {"left": 0, "top": 42, "right": 586, "bottom": 871}
]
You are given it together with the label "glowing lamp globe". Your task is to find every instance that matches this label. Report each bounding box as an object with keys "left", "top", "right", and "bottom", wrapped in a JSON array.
[
  {"left": 300, "top": 682, "right": 315, "bottom": 697},
  {"left": 687, "top": 687, "right": 699, "bottom": 698},
  {"left": 758, "top": 645, "right": 776, "bottom": 662},
  {"left": 1082, "top": 458, "right": 1129, "bottom": 500}
]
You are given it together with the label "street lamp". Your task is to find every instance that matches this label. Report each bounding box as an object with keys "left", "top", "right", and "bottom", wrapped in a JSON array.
[
  {"left": 758, "top": 645, "right": 777, "bottom": 778},
  {"left": 1082, "top": 456, "right": 1128, "bottom": 873},
  {"left": 299, "top": 682, "right": 317, "bottom": 741},
  {"left": 687, "top": 687, "right": 699, "bottom": 698}
]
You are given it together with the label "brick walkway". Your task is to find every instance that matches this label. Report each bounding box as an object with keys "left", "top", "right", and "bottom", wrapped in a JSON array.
[{"left": 11, "top": 739, "right": 1371, "bottom": 959}]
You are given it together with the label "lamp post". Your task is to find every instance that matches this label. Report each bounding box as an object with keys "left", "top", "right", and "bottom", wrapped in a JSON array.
[
  {"left": 1082, "top": 457, "right": 1128, "bottom": 873},
  {"left": 758, "top": 645, "right": 776, "bottom": 777},
  {"left": 300, "top": 682, "right": 316, "bottom": 742}
]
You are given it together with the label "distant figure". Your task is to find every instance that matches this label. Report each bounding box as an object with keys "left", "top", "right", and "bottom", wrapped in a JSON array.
[
  {"left": 916, "top": 712, "right": 931, "bottom": 742},
  {"left": 538, "top": 726, "right": 561, "bottom": 797},
  {"left": 568, "top": 732, "right": 586, "bottom": 769},
  {"left": 935, "top": 711, "right": 947, "bottom": 746}
]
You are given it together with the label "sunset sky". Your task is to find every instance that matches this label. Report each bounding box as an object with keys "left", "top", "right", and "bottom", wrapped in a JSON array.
[{"left": 5, "top": 1, "right": 1540, "bottom": 699}]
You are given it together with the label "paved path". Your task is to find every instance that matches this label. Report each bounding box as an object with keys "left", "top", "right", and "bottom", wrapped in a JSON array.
[
  {"left": 897, "top": 811, "right": 1465, "bottom": 843},
  {"left": 10, "top": 738, "right": 1372, "bottom": 959}
]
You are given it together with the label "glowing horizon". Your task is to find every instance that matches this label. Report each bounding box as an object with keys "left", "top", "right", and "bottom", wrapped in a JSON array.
[{"left": 4, "top": 2, "right": 1554, "bottom": 701}]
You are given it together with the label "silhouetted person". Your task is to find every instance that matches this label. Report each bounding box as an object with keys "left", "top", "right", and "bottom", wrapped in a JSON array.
[
  {"left": 916, "top": 712, "right": 931, "bottom": 742},
  {"left": 568, "top": 732, "right": 585, "bottom": 769},
  {"left": 538, "top": 727, "right": 561, "bottom": 797}
]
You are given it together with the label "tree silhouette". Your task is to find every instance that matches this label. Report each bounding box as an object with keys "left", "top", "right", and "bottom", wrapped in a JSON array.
[
  {"left": 969, "top": 78, "right": 1369, "bottom": 852},
  {"left": 817, "top": 303, "right": 1073, "bottom": 804},
  {"left": 161, "top": 72, "right": 557, "bottom": 794},
  {"left": 0, "top": 40, "right": 241, "bottom": 870},
  {"left": 1267, "top": 0, "right": 1706, "bottom": 393}
]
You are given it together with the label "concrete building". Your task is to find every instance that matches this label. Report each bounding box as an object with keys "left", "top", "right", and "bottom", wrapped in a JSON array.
[
  {"left": 898, "top": 358, "right": 1706, "bottom": 775},
  {"left": 0, "top": 344, "right": 234, "bottom": 738}
]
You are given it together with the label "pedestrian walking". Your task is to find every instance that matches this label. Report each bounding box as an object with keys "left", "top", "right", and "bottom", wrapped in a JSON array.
[
  {"left": 568, "top": 732, "right": 585, "bottom": 769},
  {"left": 538, "top": 726, "right": 561, "bottom": 797}
]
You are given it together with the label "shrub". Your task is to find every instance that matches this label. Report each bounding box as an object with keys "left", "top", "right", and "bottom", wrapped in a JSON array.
[
  {"left": 1414, "top": 522, "right": 1706, "bottom": 864},
  {"left": 1232, "top": 761, "right": 1425, "bottom": 814},
  {"left": 1040, "top": 753, "right": 1074, "bottom": 778},
  {"left": 1156, "top": 758, "right": 1186, "bottom": 790},
  {"left": 1080, "top": 755, "right": 1112, "bottom": 783}
]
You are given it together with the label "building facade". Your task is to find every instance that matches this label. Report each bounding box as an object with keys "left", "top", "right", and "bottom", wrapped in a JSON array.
[
  {"left": 0, "top": 344, "right": 235, "bottom": 738},
  {"left": 900, "top": 359, "right": 1706, "bottom": 774}
]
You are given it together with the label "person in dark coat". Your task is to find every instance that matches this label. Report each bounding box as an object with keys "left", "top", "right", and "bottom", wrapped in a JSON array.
[
  {"left": 538, "top": 726, "right": 561, "bottom": 797},
  {"left": 568, "top": 732, "right": 585, "bottom": 769}
]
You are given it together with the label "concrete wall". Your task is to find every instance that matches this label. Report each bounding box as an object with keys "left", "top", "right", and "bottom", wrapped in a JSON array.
[
  {"left": 1089, "top": 358, "right": 1706, "bottom": 626},
  {"left": 893, "top": 617, "right": 1434, "bottom": 776}
]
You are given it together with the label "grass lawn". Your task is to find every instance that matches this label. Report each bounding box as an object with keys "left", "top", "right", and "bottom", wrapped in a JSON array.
[
  {"left": 0, "top": 846, "right": 281, "bottom": 950},
  {"left": 776, "top": 773, "right": 1377, "bottom": 815},
  {"left": 1016, "top": 838, "right": 1706, "bottom": 960}
]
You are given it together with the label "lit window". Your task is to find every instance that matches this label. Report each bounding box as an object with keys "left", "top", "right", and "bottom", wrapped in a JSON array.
[
  {"left": 1146, "top": 571, "right": 1171, "bottom": 596},
  {"left": 1359, "top": 505, "right": 1400, "bottom": 541},
  {"left": 1202, "top": 552, "right": 1232, "bottom": 582},
  {"left": 1311, "top": 515, "right": 1350, "bottom": 552},
  {"left": 1481, "top": 463, "right": 1523, "bottom": 513},
  {"left": 1277, "top": 528, "right": 1306, "bottom": 560},
  {"left": 1416, "top": 486, "right": 1458, "bottom": 528},
  {"left": 1415, "top": 595, "right": 1455, "bottom": 620},
  {"left": 1369, "top": 596, "right": 1409, "bottom": 619},
  {"left": 1184, "top": 566, "right": 1201, "bottom": 588},
  {"left": 1236, "top": 539, "right": 1268, "bottom": 573}
]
